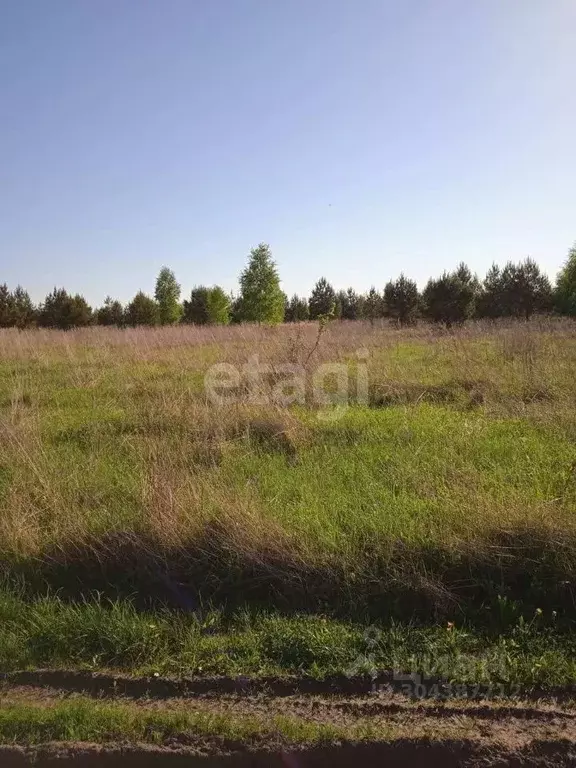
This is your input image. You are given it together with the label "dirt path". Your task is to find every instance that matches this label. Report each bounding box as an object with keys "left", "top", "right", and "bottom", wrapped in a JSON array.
[
  {"left": 2, "top": 740, "right": 576, "bottom": 768},
  {"left": 3, "top": 669, "right": 576, "bottom": 702},
  {"left": 2, "top": 672, "right": 576, "bottom": 766}
]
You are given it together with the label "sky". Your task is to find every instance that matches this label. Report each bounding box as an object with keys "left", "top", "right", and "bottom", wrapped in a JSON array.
[{"left": 1, "top": 0, "right": 575, "bottom": 307}]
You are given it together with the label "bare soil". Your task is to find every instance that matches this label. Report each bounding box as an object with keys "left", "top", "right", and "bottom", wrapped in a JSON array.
[
  {"left": 2, "top": 740, "right": 576, "bottom": 768},
  {"left": 3, "top": 669, "right": 576, "bottom": 702},
  {"left": 2, "top": 672, "right": 576, "bottom": 766}
]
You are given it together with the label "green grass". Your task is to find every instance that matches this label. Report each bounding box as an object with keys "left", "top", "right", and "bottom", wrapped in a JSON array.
[
  {"left": 223, "top": 406, "right": 575, "bottom": 543},
  {"left": 0, "top": 589, "right": 575, "bottom": 689},
  {"left": 2, "top": 399, "right": 574, "bottom": 622},
  {"left": 0, "top": 699, "right": 354, "bottom": 746},
  {"left": 0, "top": 320, "right": 576, "bottom": 682}
]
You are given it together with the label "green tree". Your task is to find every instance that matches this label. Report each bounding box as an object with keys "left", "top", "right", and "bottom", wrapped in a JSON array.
[
  {"left": 496, "top": 259, "right": 552, "bottom": 319},
  {"left": 455, "top": 262, "right": 481, "bottom": 297},
  {"left": 477, "top": 264, "right": 504, "bottom": 319},
  {"left": 339, "top": 287, "right": 363, "bottom": 320},
  {"left": 383, "top": 274, "right": 420, "bottom": 326},
  {"left": 96, "top": 297, "right": 124, "bottom": 326},
  {"left": 237, "top": 243, "right": 285, "bottom": 324},
  {"left": 308, "top": 277, "right": 336, "bottom": 320},
  {"left": 38, "top": 288, "right": 92, "bottom": 330},
  {"left": 125, "top": 291, "right": 160, "bottom": 326},
  {"left": 457, "top": 262, "right": 481, "bottom": 318},
  {"left": 555, "top": 244, "right": 576, "bottom": 316},
  {"left": 422, "top": 267, "right": 477, "bottom": 327},
  {"left": 155, "top": 267, "right": 182, "bottom": 325},
  {"left": 0, "top": 284, "right": 12, "bottom": 327},
  {"left": 285, "top": 294, "right": 309, "bottom": 322},
  {"left": 0, "top": 284, "right": 36, "bottom": 328},
  {"left": 182, "top": 287, "right": 210, "bottom": 324},
  {"left": 206, "top": 286, "right": 231, "bottom": 325},
  {"left": 10, "top": 286, "right": 35, "bottom": 328},
  {"left": 333, "top": 291, "right": 343, "bottom": 320},
  {"left": 364, "top": 287, "right": 383, "bottom": 326},
  {"left": 229, "top": 294, "right": 243, "bottom": 324}
]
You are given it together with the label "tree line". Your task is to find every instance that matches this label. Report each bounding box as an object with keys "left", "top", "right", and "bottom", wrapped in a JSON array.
[{"left": 1, "top": 242, "right": 576, "bottom": 330}]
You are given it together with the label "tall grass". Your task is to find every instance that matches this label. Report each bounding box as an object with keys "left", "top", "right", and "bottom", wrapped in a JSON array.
[{"left": 0, "top": 319, "right": 575, "bottom": 621}]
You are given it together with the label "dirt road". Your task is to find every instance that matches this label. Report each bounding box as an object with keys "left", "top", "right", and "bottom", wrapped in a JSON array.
[{"left": 1, "top": 671, "right": 576, "bottom": 766}]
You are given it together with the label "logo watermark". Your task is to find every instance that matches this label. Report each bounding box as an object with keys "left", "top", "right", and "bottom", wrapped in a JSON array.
[
  {"left": 345, "top": 627, "right": 522, "bottom": 700},
  {"left": 204, "top": 349, "right": 370, "bottom": 420}
]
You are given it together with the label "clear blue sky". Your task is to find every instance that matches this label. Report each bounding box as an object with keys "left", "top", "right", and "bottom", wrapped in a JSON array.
[{"left": 1, "top": 0, "right": 575, "bottom": 306}]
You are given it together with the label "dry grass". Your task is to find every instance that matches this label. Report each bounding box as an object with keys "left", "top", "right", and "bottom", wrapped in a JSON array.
[{"left": 0, "top": 318, "right": 575, "bottom": 620}]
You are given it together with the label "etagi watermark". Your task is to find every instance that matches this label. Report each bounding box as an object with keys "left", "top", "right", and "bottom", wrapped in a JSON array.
[
  {"left": 345, "top": 627, "right": 521, "bottom": 700},
  {"left": 204, "top": 349, "right": 370, "bottom": 420}
]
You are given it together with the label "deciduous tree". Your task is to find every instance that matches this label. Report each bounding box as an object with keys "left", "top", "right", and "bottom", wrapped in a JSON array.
[
  {"left": 555, "top": 244, "right": 576, "bottom": 317},
  {"left": 206, "top": 286, "right": 231, "bottom": 325},
  {"left": 155, "top": 267, "right": 182, "bottom": 325},
  {"left": 237, "top": 243, "right": 285, "bottom": 324}
]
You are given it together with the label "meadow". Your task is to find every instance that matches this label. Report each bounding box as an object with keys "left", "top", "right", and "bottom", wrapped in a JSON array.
[{"left": 0, "top": 318, "right": 576, "bottom": 688}]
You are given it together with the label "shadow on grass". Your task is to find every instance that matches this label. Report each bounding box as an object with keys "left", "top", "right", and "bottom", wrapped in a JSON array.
[{"left": 2, "top": 519, "right": 575, "bottom": 626}]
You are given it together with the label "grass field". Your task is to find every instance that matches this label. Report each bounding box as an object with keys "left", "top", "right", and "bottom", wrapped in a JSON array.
[{"left": 1, "top": 319, "right": 576, "bottom": 760}]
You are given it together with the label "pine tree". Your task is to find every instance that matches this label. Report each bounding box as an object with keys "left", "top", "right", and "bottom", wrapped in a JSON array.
[
  {"left": 183, "top": 287, "right": 210, "bottom": 324},
  {"left": 229, "top": 295, "right": 243, "bottom": 324},
  {"left": 477, "top": 264, "right": 504, "bottom": 319},
  {"left": 383, "top": 274, "right": 419, "bottom": 326},
  {"left": 155, "top": 267, "right": 182, "bottom": 325},
  {"left": 38, "top": 288, "right": 92, "bottom": 329},
  {"left": 497, "top": 259, "right": 552, "bottom": 319},
  {"left": 422, "top": 267, "right": 477, "bottom": 327},
  {"left": 364, "top": 287, "right": 383, "bottom": 326},
  {"left": 96, "top": 297, "right": 124, "bottom": 326},
  {"left": 285, "top": 294, "right": 309, "bottom": 322},
  {"left": 10, "top": 286, "right": 35, "bottom": 328},
  {"left": 0, "top": 284, "right": 12, "bottom": 327},
  {"left": 339, "top": 288, "right": 362, "bottom": 320},
  {"left": 308, "top": 277, "right": 336, "bottom": 320},
  {"left": 237, "top": 243, "right": 285, "bottom": 324},
  {"left": 125, "top": 291, "right": 160, "bottom": 326},
  {"left": 333, "top": 291, "right": 343, "bottom": 320},
  {"left": 182, "top": 285, "right": 231, "bottom": 325}
]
